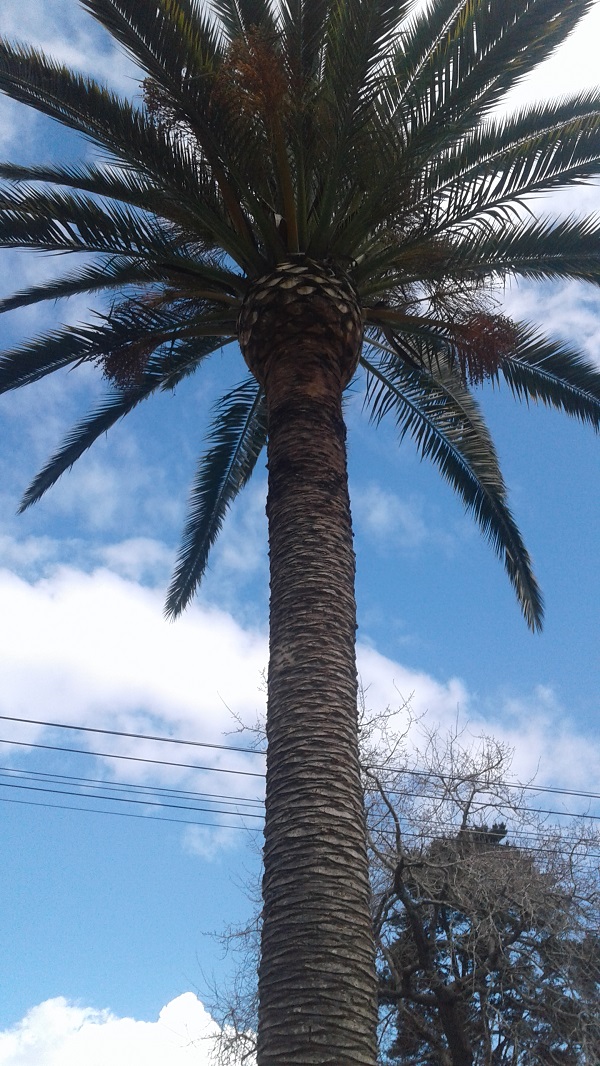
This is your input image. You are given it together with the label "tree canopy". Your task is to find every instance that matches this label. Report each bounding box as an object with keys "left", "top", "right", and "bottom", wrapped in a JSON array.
[{"left": 2, "top": 0, "right": 600, "bottom": 627}]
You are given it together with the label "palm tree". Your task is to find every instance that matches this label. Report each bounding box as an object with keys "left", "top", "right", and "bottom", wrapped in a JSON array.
[{"left": 2, "top": 0, "right": 600, "bottom": 1061}]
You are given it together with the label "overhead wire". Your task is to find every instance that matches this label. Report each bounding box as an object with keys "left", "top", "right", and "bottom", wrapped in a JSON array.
[
  {"left": 0, "top": 776, "right": 264, "bottom": 818},
  {"left": 1, "top": 735, "right": 598, "bottom": 827},
  {"left": 2, "top": 759, "right": 596, "bottom": 828},
  {"left": 0, "top": 794, "right": 260, "bottom": 830},
  {"left": 0, "top": 765, "right": 264, "bottom": 807},
  {"left": 0, "top": 737, "right": 265, "bottom": 777},
  {"left": 1, "top": 791, "right": 598, "bottom": 858},
  {"left": 1, "top": 712, "right": 599, "bottom": 802},
  {"left": 0, "top": 715, "right": 598, "bottom": 838},
  {"left": 1, "top": 766, "right": 598, "bottom": 855},
  {"left": 0, "top": 713, "right": 261, "bottom": 755}
]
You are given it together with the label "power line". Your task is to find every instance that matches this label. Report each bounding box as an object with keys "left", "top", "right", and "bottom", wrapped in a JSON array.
[
  {"left": 0, "top": 765, "right": 264, "bottom": 808},
  {"left": 0, "top": 713, "right": 262, "bottom": 756},
  {"left": 0, "top": 737, "right": 265, "bottom": 777},
  {"left": 3, "top": 735, "right": 596, "bottom": 823},
  {"left": 366, "top": 787, "right": 600, "bottom": 823},
  {"left": 0, "top": 777, "right": 264, "bottom": 818},
  {"left": 1, "top": 765, "right": 597, "bottom": 853},
  {"left": 364, "top": 764, "right": 600, "bottom": 803},
  {"left": 2, "top": 761, "right": 598, "bottom": 832},
  {"left": 2, "top": 711, "right": 599, "bottom": 802},
  {"left": 0, "top": 794, "right": 260, "bottom": 830},
  {"left": 2, "top": 791, "right": 597, "bottom": 858},
  {"left": 368, "top": 808, "right": 600, "bottom": 850}
]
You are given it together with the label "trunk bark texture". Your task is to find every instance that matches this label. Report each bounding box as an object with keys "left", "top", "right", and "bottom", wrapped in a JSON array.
[{"left": 239, "top": 261, "right": 378, "bottom": 1065}]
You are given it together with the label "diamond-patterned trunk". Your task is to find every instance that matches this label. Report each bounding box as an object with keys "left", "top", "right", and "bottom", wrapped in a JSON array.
[{"left": 239, "top": 260, "right": 378, "bottom": 1065}]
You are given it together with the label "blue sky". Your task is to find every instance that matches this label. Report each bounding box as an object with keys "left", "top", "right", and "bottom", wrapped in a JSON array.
[{"left": 1, "top": 2, "right": 600, "bottom": 1062}]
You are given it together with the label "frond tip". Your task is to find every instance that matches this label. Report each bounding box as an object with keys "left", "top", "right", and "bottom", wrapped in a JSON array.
[
  {"left": 362, "top": 341, "right": 544, "bottom": 631},
  {"left": 165, "top": 377, "right": 267, "bottom": 618}
]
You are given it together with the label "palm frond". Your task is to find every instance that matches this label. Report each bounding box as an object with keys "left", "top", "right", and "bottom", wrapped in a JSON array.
[
  {"left": 499, "top": 328, "right": 600, "bottom": 428},
  {"left": 362, "top": 338, "right": 543, "bottom": 630},
  {"left": 0, "top": 259, "right": 160, "bottom": 314},
  {"left": 0, "top": 40, "right": 150, "bottom": 155},
  {"left": 211, "top": 0, "right": 278, "bottom": 40},
  {"left": 80, "top": 0, "right": 223, "bottom": 92},
  {"left": 418, "top": 93, "right": 600, "bottom": 229},
  {"left": 0, "top": 168, "right": 253, "bottom": 266},
  {"left": 166, "top": 376, "right": 267, "bottom": 616},
  {"left": 308, "top": 0, "right": 411, "bottom": 252},
  {"left": 0, "top": 328, "right": 92, "bottom": 392},
  {"left": 80, "top": 0, "right": 281, "bottom": 256},
  {"left": 0, "top": 41, "right": 263, "bottom": 267},
  {"left": 0, "top": 159, "right": 246, "bottom": 251},
  {"left": 279, "top": 0, "right": 329, "bottom": 80},
  {"left": 396, "top": 0, "right": 594, "bottom": 148},
  {"left": 0, "top": 184, "right": 178, "bottom": 254},
  {"left": 19, "top": 333, "right": 223, "bottom": 511},
  {"left": 444, "top": 214, "right": 600, "bottom": 286}
]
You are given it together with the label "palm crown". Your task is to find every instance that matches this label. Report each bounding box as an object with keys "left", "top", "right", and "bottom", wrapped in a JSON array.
[{"left": 2, "top": 0, "right": 600, "bottom": 629}]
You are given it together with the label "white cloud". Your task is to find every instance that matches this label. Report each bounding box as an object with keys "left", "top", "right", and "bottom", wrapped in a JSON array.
[
  {"left": 0, "top": 564, "right": 267, "bottom": 803},
  {"left": 0, "top": 0, "right": 140, "bottom": 93},
  {"left": 353, "top": 484, "right": 429, "bottom": 549},
  {"left": 357, "top": 648, "right": 600, "bottom": 799},
  {"left": 505, "top": 279, "right": 600, "bottom": 366},
  {"left": 212, "top": 481, "right": 268, "bottom": 577},
  {"left": 0, "top": 558, "right": 596, "bottom": 808},
  {"left": 352, "top": 483, "right": 462, "bottom": 558},
  {"left": 358, "top": 644, "right": 470, "bottom": 722},
  {"left": 501, "top": 0, "right": 600, "bottom": 110},
  {"left": 97, "top": 537, "right": 175, "bottom": 584},
  {"left": 0, "top": 533, "right": 71, "bottom": 571},
  {"left": 0, "top": 994, "right": 232, "bottom": 1066},
  {"left": 182, "top": 824, "right": 242, "bottom": 862}
]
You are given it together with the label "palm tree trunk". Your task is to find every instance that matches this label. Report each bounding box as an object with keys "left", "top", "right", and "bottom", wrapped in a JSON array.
[{"left": 256, "top": 341, "right": 378, "bottom": 1065}]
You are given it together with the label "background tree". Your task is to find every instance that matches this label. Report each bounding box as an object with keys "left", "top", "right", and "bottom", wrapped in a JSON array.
[
  {"left": 368, "top": 726, "right": 600, "bottom": 1066},
  {"left": 2, "top": 1, "right": 600, "bottom": 1060},
  {"left": 209, "top": 715, "right": 600, "bottom": 1066}
]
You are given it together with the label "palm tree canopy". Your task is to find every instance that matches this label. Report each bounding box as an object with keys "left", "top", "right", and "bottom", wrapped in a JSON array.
[{"left": 2, "top": 0, "right": 600, "bottom": 628}]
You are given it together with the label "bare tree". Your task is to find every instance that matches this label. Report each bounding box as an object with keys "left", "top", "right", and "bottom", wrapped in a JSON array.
[
  {"left": 367, "top": 722, "right": 600, "bottom": 1066},
  {"left": 207, "top": 711, "right": 600, "bottom": 1066}
]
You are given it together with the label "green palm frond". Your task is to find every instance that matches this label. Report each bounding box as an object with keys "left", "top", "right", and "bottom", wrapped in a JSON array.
[
  {"left": 0, "top": 160, "right": 244, "bottom": 250},
  {"left": 0, "top": 259, "right": 160, "bottom": 314},
  {"left": 0, "top": 262, "right": 242, "bottom": 318},
  {"left": 85, "top": 298, "right": 238, "bottom": 366},
  {"left": 322, "top": 0, "right": 410, "bottom": 108},
  {"left": 499, "top": 328, "right": 600, "bottom": 427},
  {"left": 166, "top": 376, "right": 267, "bottom": 617},
  {"left": 418, "top": 94, "right": 600, "bottom": 228},
  {"left": 80, "top": 1, "right": 284, "bottom": 257},
  {"left": 81, "top": 0, "right": 224, "bottom": 97},
  {"left": 0, "top": 247, "right": 243, "bottom": 315},
  {"left": 212, "top": 0, "right": 278, "bottom": 40},
  {"left": 0, "top": 40, "right": 151, "bottom": 155},
  {"left": 397, "top": 0, "right": 594, "bottom": 144},
  {"left": 0, "top": 328, "right": 93, "bottom": 392},
  {"left": 363, "top": 339, "right": 543, "bottom": 630},
  {"left": 0, "top": 170, "right": 251, "bottom": 266},
  {"left": 0, "top": 42, "right": 263, "bottom": 267},
  {"left": 1, "top": 0, "right": 600, "bottom": 622},
  {"left": 19, "top": 333, "right": 224, "bottom": 512},
  {"left": 279, "top": 0, "right": 330, "bottom": 79},
  {"left": 308, "top": 0, "right": 411, "bottom": 252},
  {"left": 444, "top": 215, "right": 600, "bottom": 286},
  {"left": 0, "top": 186, "right": 163, "bottom": 254}
]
